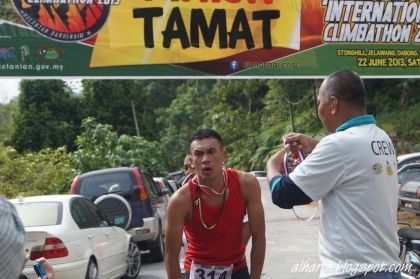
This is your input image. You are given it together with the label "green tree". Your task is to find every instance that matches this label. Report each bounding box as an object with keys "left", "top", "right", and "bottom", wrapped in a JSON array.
[
  {"left": 10, "top": 80, "right": 80, "bottom": 152},
  {"left": 0, "top": 147, "right": 76, "bottom": 198},
  {"left": 3, "top": 77, "right": 419, "bottom": 183},
  {"left": 135, "top": 80, "right": 182, "bottom": 141},
  {"left": 71, "top": 118, "right": 165, "bottom": 176},
  {"left": 364, "top": 79, "right": 420, "bottom": 153},
  {"left": 81, "top": 80, "right": 180, "bottom": 140},
  {"left": 157, "top": 80, "right": 216, "bottom": 171},
  {"left": 247, "top": 80, "right": 324, "bottom": 171},
  {"left": 202, "top": 80, "right": 268, "bottom": 170},
  {"left": 0, "top": 99, "right": 18, "bottom": 145},
  {"left": 82, "top": 80, "right": 138, "bottom": 136}
]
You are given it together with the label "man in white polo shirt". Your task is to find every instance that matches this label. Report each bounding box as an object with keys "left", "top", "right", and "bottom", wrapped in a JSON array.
[{"left": 266, "top": 70, "right": 401, "bottom": 279}]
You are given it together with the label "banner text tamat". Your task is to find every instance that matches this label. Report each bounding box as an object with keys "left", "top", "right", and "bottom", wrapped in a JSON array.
[
  {"left": 0, "top": 0, "right": 419, "bottom": 77},
  {"left": 90, "top": 0, "right": 300, "bottom": 66}
]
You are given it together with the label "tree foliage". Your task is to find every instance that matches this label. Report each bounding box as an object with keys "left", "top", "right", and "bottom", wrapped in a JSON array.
[
  {"left": 10, "top": 80, "right": 80, "bottom": 152},
  {"left": 0, "top": 99, "right": 18, "bottom": 146},
  {"left": 81, "top": 80, "right": 181, "bottom": 140},
  {"left": 0, "top": 146, "right": 76, "bottom": 198},
  {"left": 70, "top": 118, "right": 165, "bottom": 176},
  {"left": 3, "top": 77, "right": 419, "bottom": 192},
  {"left": 157, "top": 80, "right": 216, "bottom": 170}
]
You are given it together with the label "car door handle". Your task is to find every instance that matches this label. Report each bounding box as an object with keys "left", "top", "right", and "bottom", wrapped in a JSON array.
[
  {"left": 105, "top": 231, "right": 109, "bottom": 237},
  {"left": 88, "top": 234, "right": 93, "bottom": 239}
]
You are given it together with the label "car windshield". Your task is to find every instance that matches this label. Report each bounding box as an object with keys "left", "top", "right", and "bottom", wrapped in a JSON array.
[
  {"left": 398, "top": 153, "right": 420, "bottom": 169},
  {"left": 398, "top": 166, "right": 420, "bottom": 185},
  {"left": 79, "top": 172, "right": 133, "bottom": 199},
  {"left": 14, "top": 202, "right": 63, "bottom": 227},
  {"left": 167, "top": 171, "right": 183, "bottom": 182}
]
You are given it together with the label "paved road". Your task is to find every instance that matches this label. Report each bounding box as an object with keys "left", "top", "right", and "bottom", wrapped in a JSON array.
[{"left": 139, "top": 178, "right": 320, "bottom": 278}]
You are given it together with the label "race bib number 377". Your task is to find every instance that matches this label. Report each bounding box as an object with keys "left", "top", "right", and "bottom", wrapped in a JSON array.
[{"left": 190, "top": 262, "right": 233, "bottom": 279}]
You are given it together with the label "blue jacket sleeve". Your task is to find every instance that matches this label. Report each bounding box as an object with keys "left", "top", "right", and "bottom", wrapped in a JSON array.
[{"left": 269, "top": 176, "right": 312, "bottom": 209}]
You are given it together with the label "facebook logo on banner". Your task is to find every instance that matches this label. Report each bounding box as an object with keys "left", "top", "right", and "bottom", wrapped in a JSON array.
[{"left": 229, "top": 60, "right": 240, "bottom": 71}]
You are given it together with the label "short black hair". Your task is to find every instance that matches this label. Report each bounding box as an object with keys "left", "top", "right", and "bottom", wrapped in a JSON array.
[
  {"left": 325, "top": 70, "right": 366, "bottom": 109},
  {"left": 189, "top": 128, "right": 224, "bottom": 147}
]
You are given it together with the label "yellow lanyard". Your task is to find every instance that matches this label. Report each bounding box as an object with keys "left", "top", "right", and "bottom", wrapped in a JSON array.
[
  {"left": 194, "top": 194, "right": 225, "bottom": 229},
  {"left": 194, "top": 176, "right": 226, "bottom": 230}
]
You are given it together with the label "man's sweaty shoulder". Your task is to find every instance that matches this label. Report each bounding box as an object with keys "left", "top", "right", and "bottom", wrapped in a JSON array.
[
  {"left": 237, "top": 170, "right": 258, "bottom": 184},
  {"left": 236, "top": 170, "right": 260, "bottom": 200},
  {"left": 167, "top": 183, "right": 193, "bottom": 221}
]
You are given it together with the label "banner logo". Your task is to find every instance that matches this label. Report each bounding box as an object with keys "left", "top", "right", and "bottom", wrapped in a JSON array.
[
  {"left": 321, "top": 0, "right": 420, "bottom": 43},
  {"left": 12, "top": 0, "right": 113, "bottom": 42}
]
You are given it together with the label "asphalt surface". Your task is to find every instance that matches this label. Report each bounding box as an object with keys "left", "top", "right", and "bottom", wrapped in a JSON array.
[{"left": 139, "top": 178, "right": 320, "bottom": 278}]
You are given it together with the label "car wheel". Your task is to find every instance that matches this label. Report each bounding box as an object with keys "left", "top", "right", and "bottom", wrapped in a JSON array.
[
  {"left": 124, "top": 240, "right": 141, "bottom": 279},
  {"left": 149, "top": 226, "right": 164, "bottom": 262},
  {"left": 85, "top": 259, "right": 99, "bottom": 279}
]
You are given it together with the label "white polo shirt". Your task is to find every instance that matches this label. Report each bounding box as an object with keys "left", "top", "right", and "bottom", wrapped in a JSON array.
[{"left": 290, "top": 122, "right": 400, "bottom": 278}]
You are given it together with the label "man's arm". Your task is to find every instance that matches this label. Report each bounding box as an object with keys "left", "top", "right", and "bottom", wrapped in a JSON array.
[
  {"left": 240, "top": 172, "right": 266, "bottom": 279},
  {"left": 267, "top": 132, "right": 320, "bottom": 182},
  {"left": 283, "top": 133, "right": 319, "bottom": 155},
  {"left": 266, "top": 147, "right": 288, "bottom": 183},
  {"left": 165, "top": 188, "right": 190, "bottom": 279},
  {"left": 266, "top": 146, "right": 312, "bottom": 209}
]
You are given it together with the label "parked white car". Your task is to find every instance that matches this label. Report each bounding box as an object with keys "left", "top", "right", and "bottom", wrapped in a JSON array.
[
  {"left": 398, "top": 152, "right": 420, "bottom": 169},
  {"left": 10, "top": 195, "right": 141, "bottom": 279},
  {"left": 153, "top": 177, "right": 173, "bottom": 207},
  {"left": 398, "top": 163, "right": 420, "bottom": 214}
]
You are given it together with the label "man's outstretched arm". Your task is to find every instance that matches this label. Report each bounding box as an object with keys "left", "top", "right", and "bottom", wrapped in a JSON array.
[
  {"left": 241, "top": 172, "right": 266, "bottom": 279},
  {"left": 165, "top": 189, "right": 189, "bottom": 279},
  {"left": 266, "top": 146, "right": 312, "bottom": 209}
]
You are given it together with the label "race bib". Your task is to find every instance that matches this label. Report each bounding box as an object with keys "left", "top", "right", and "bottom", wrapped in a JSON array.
[{"left": 189, "top": 261, "right": 233, "bottom": 279}]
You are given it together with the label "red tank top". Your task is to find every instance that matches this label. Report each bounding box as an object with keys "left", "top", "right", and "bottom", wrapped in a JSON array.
[{"left": 184, "top": 168, "right": 247, "bottom": 272}]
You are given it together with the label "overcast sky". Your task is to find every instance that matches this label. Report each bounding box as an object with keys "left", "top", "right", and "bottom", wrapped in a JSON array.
[
  {"left": 0, "top": 79, "right": 20, "bottom": 104},
  {"left": 0, "top": 79, "right": 82, "bottom": 104}
]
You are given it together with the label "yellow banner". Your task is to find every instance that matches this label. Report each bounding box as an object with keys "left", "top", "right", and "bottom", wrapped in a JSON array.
[{"left": 90, "top": 0, "right": 301, "bottom": 66}]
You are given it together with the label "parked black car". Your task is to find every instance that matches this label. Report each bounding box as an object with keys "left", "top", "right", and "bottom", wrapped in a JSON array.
[{"left": 70, "top": 167, "right": 170, "bottom": 262}]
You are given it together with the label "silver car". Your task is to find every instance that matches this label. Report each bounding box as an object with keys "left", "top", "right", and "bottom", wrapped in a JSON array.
[{"left": 11, "top": 195, "right": 141, "bottom": 279}]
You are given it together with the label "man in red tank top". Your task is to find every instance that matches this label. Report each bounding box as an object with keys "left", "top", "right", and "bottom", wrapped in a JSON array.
[{"left": 165, "top": 129, "right": 266, "bottom": 279}]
